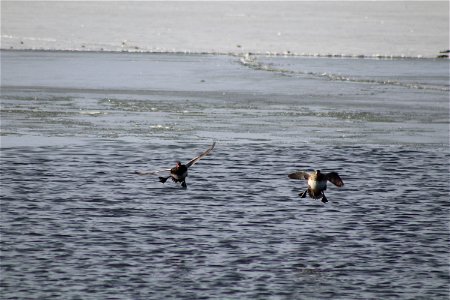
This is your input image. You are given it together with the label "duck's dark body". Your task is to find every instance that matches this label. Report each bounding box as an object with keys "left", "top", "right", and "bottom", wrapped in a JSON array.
[
  {"left": 159, "top": 162, "right": 188, "bottom": 187},
  {"left": 289, "top": 170, "right": 344, "bottom": 203}
]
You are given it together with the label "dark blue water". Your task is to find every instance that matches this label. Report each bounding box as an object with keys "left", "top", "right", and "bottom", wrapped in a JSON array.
[{"left": 1, "top": 50, "right": 449, "bottom": 299}]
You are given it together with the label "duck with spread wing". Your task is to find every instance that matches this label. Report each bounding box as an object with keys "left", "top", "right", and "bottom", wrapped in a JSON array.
[
  {"left": 136, "top": 142, "right": 215, "bottom": 188},
  {"left": 288, "top": 170, "right": 344, "bottom": 203}
]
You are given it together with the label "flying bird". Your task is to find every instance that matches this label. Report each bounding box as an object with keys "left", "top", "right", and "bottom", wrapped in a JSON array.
[
  {"left": 136, "top": 142, "right": 215, "bottom": 188},
  {"left": 288, "top": 170, "right": 344, "bottom": 203}
]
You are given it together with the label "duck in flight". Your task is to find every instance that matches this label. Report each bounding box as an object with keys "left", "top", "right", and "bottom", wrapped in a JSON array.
[
  {"left": 288, "top": 170, "right": 344, "bottom": 203},
  {"left": 136, "top": 142, "right": 215, "bottom": 188}
]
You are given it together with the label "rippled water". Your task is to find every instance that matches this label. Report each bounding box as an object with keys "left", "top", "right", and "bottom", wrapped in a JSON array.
[{"left": 1, "top": 51, "right": 449, "bottom": 299}]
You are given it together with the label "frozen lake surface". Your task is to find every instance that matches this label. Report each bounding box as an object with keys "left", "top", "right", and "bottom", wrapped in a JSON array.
[{"left": 2, "top": 2, "right": 448, "bottom": 58}]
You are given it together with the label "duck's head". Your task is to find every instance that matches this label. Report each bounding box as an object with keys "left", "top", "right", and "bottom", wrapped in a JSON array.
[{"left": 175, "top": 161, "right": 182, "bottom": 168}]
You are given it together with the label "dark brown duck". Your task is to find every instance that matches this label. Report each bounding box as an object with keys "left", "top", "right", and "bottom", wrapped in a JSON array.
[{"left": 136, "top": 142, "right": 215, "bottom": 188}]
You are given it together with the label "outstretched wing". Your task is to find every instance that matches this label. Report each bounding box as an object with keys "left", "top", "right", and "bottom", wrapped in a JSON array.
[
  {"left": 326, "top": 172, "right": 344, "bottom": 187},
  {"left": 185, "top": 141, "right": 216, "bottom": 168},
  {"left": 134, "top": 169, "right": 171, "bottom": 176},
  {"left": 288, "top": 171, "right": 310, "bottom": 180}
]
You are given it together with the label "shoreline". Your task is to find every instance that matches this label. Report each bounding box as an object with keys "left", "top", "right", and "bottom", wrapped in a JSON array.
[{"left": 1, "top": 48, "right": 446, "bottom": 60}]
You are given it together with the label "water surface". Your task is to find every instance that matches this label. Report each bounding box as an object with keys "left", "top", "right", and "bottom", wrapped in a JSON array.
[{"left": 1, "top": 51, "right": 449, "bottom": 299}]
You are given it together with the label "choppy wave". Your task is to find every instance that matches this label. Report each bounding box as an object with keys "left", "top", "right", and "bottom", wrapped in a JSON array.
[{"left": 1, "top": 141, "right": 449, "bottom": 299}]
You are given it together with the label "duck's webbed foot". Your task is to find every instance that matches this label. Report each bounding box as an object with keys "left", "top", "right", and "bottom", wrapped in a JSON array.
[
  {"left": 181, "top": 181, "right": 187, "bottom": 188},
  {"left": 299, "top": 190, "right": 308, "bottom": 198},
  {"left": 159, "top": 176, "right": 169, "bottom": 183},
  {"left": 321, "top": 194, "right": 328, "bottom": 203}
]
